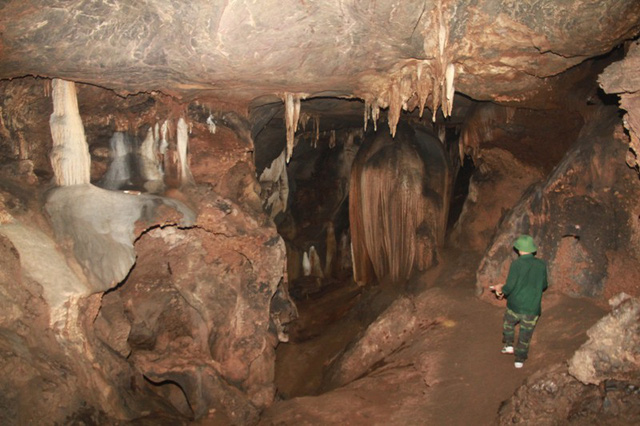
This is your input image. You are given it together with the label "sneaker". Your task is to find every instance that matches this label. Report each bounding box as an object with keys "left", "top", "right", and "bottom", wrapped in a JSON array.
[
  {"left": 501, "top": 346, "right": 514, "bottom": 354},
  {"left": 514, "top": 361, "right": 524, "bottom": 369}
]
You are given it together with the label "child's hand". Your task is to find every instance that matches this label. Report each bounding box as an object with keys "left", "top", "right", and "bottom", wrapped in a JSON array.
[{"left": 489, "top": 285, "right": 504, "bottom": 299}]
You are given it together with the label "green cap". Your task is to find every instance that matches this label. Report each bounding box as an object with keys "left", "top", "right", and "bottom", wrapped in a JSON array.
[{"left": 514, "top": 234, "right": 537, "bottom": 253}]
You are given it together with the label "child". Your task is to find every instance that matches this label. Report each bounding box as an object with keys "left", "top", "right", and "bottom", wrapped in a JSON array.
[{"left": 491, "top": 234, "right": 548, "bottom": 368}]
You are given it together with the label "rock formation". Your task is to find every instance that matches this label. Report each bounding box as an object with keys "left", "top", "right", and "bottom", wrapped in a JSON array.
[
  {"left": 350, "top": 123, "right": 451, "bottom": 285},
  {"left": 0, "top": 1, "right": 639, "bottom": 424},
  {"left": 498, "top": 294, "right": 640, "bottom": 425}
]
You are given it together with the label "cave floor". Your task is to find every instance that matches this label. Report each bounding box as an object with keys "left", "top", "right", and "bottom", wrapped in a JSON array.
[{"left": 262, "top": 248, "right": 608, "bottom": 425}]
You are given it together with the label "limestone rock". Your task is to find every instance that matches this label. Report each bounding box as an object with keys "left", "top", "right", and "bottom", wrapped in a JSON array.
[
  {"left": 600, "top": 40, "right": 640, "bottom": 177},
  {"left": 1, "top": 1, "right": 638, "bottom": 109},
  {"left": 498, "top": 363, "right": 640, "bottom": 425},
  {"left": 568, "top": 293, "right": 640, "bottom": 386},
  {"left": 94, "top": 186, "right": 290, "bottom": 421},
  {"left": 324, "top": 296, "right": 418, "bottom": 389},
  {"left": 45, "top": 184, "right": 195, "bottom": 291}
]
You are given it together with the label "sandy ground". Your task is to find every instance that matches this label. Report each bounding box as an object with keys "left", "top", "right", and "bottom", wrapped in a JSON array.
[{"left": 262, "top": 248, "right": 607, "bottom": 425}]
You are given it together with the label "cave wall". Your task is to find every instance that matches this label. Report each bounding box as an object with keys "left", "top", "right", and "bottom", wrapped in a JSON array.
[
  {"left": 476, "top": 106, "right": 640, "bottom": 300},
  {"left": 0, "top": 77, "right": 293, "bottom": 424}
]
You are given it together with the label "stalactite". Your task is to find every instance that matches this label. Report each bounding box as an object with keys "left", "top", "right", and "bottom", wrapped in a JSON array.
[
  {"left": 176, "top": 117, "right": 194, "bottom": 186},
  {"left": 371, "top": 100, "right": 380, "bottom": 131},
  {"left": 139, "top": 127, "right": 164, "bottom": 193},
  {"left": 329, "top": 130, "right": 336, "bottom": 149},
  {"left": 458, "top": 103, "right": 515, "bottom": 163},
  {"left": 416, "top": 61, "right": 432, "bottom": 118},
  {"left": 43, "top": 79, "right": 51, "bottom": 98},
  {"left": 433, "top": 0, "right": 457, "bottom": 120},
  {"left": 314, "top": 116, "right": 320, "bottom": 148},
  {"left": 49, "top": 79, "right": 91, "bottom": 186},
  {"left": 350, "top": 124, "right": 446, "bottom": 285},
  {"left": 283, "top": 92, "right": 304, "bottom": 163},
  {"left": 364, "top": 99, "right": 370, "bottom": 132},
  {"left": 388, "top": 82, "right": 402, "bottom": 138},
  {"left": 299, "top": 112, "right": 311, "bottom": 131},
  {"left": 444, "top": 63, "right": 456, "bottom": 117},
  {"left": 258, "top": 149, "right": 289, "bottom": 219},
  {"left": 160, "top": 120, "right": 169, "bottom": 156}
]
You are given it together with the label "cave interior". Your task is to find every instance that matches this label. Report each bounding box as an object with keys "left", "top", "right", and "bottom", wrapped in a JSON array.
[{"left": 0, "top": 1, "right": 639, "bottom": 425}]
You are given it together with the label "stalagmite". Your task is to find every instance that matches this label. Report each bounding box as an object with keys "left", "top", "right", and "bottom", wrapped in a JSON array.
[
  {"left": 302, "top": 251, "right": 311, "bottom": 276},
  {"left": 324, "top": 221, "right": 336, "bottom": 278},
  {"left": 49, "top": 79, "right": 91, "bottom": 186},
  {"left": 176, "top": 117, "right": 195, "bottom": 186},
  {"left": 308, "top": 246, "right": 324, "bottom": 279},
  {"left": 206, "top": 114, "right": 217, "bottom": 134},
  {"left": 329, "top": 130, "right": 336, "bottom": 149},
  {"left": 339, "top": 232, "right": 351, "bottom": 277},
  {"left": 99, "top": 132, "right": 133, "bottom": 190}
]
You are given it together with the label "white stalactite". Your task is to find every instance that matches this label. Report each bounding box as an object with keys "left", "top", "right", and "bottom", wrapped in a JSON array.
[
  {"left": 139, "top": 127, "right": 164, "bottom": 193},
  {"left": 49, "top": 79, "right": 91, "bottom": 186},
  {"left": 284, "top": 92, "right": 303, "bottom": 163},
  {"left": 176, "top": 117, "right": 195, "bottom": 186},
  {"left": 160, "top": 120, "right": 169, "bottom": 156},
  {"left": 259, "top": 149, "right": 289, "bottom": 219},
  {"left": 444, "top": 63, "right": 456, "bottom": 117}
]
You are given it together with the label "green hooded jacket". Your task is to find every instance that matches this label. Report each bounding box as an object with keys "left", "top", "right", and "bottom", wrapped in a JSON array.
[{"left": 502, "top": 254, "right": 548, "bottom": 316}]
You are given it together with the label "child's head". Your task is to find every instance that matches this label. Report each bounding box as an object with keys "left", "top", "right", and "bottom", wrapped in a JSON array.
[{"left": 514, "top": 234, "right": 537, "bottom": 255}]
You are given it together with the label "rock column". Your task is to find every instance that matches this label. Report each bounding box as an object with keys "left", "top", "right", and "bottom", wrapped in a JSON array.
[{"left": 49, "top": 79, "right": 91, "bottom": 186}]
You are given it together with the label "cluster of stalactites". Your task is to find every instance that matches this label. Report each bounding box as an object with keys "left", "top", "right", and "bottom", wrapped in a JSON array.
[
  {"left": 361, "top": 0, "right": 457, "bottom": 138},
  {"left": 282, "top": 92, "right": 307, "bottom": 163}
]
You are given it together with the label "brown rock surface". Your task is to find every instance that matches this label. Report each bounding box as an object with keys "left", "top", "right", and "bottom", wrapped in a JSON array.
[
  {"left": 569, "top": 293, "right": 640, "bottom": 386},
  {"left": 476, "top": 107, "right": 640, "bottom": 299},
  {"left": 1, "top": 1, "right": 638, "bottom": 113}
]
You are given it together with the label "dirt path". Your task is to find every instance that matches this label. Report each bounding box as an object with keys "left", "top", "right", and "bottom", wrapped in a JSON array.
[{"left": 263, "top": 248, "right": 608, "bottom": 425}]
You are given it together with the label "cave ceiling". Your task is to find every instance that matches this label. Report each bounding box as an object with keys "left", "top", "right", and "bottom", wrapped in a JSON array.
[{"left": 0, "top": 0, "right": 639, "bottom": 116}]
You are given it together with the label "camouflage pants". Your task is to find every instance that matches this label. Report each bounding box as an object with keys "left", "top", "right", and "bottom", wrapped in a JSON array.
[{"left": 502, "top": 308, "right": 539, "bottom": 362}]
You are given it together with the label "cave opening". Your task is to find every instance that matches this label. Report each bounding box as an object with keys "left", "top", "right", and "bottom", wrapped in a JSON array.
[{"left": 447, "top": 153, "right": 475, "bottom": 232}]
